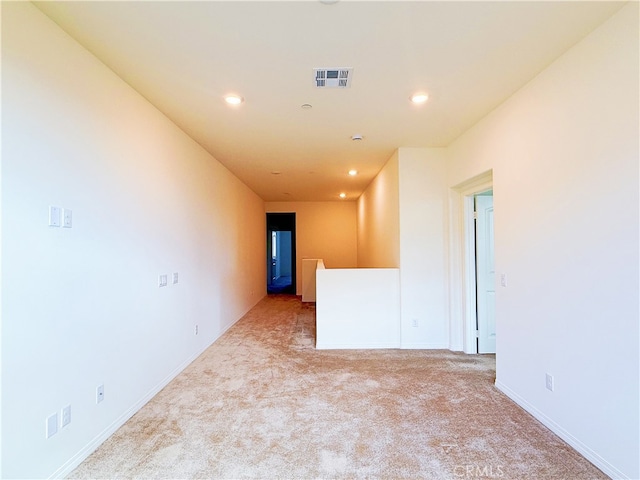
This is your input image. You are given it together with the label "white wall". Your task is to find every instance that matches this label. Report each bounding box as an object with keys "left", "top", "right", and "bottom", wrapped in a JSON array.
[
  {"left": 316, "top": 269, "right": 400, "bottom": 349},
  {"left": 357, "top": 148, "right": 449, "bottom": 349},
  {"left": 397, "top": 148, "right": 448, "bottom": 348},
  {"left": 1, "top": 3, "right": 265, "bottom": 478},
  {"left": 446, "top": 4, "right": 639, "bottom": 478},
  {"left": 301, "top": 259, "right": 323, "bottom": 303},
  {"left": 265, "top": 202, "right": 357, "bottom": 294},
  {"left": 4, "top": 2, "right": 637, "bottom": 478},
  {"left": 357, "top": 152, "right": 400, "bottom": 268}
]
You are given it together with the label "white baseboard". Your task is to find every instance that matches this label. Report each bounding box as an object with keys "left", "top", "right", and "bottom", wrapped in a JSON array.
[
  {"left": 495, "top": 380, "right": 627, "bottom": 480},
  {"left": 48, "top": 317, "right": 243, "bottom": 480},
  {"left": 316, "top": 342, "right": 399, "bottom": 350},
  {"left": 401, "top": 342, "right": 448, "bottom": 349},
  {"left": 315, "top": 342, "right": 449, "bottom": 350}
]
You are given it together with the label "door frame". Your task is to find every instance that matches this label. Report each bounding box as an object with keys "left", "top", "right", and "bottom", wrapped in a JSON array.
[
  {"left": 448, "top": 170, "right": 493, "bottom": 354},
  {"left": 266, "top": 212, "right": 296, "bottom": 294}
]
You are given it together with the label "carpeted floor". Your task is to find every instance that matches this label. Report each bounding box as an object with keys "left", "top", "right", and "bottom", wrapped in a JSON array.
[{"left": 69, "top": 295, "right": 606, "bottom": 479}]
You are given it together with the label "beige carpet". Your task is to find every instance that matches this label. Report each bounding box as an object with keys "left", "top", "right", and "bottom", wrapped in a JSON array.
[{"left": 70, "top": 295, "right": 606, "bottom": 479}]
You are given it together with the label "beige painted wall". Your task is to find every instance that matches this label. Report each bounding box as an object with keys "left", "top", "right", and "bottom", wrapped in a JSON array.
[
  {"left": 356, "top": 152, "right": 400, "bottom": 268},
  {"left": 446, "top": 4, "right": 638, "bottom": 478},
  {"left": 356, "top": 148, "right": 448, "bottom": 348},
  {"left": 4, "top": 2, "right": 637, "bottom": 479},
  {"left": 2, "top": 3, "right": 265, "bottom": 478},
  {"left": 265, "top": 202, "right": 357, "bottom": 294},
  {"left": 397, "top": 148, "right": 448, "bottom": 348}
]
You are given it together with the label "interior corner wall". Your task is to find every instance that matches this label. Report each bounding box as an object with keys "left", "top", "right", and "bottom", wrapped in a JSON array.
[
  {"left": 264, "top": 202, "right": 357, "bottom": 295},
  {"left": 397, "top": 148, "right": 448, "bottom": 349},
  {"left": 446, "top": 3, "right": 639, "bottom": 478},
  {"left": 1, "top": 3, "right": 265, "bottom": 478},
  {"left": 356, "top": 152, "right": 400, "bottom": 268}
]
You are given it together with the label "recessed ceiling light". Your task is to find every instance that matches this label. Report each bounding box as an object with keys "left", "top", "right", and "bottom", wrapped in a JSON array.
[
  {"left": 271, "top": 171, "right": 281, "bottom": 175},
  {"left": 410, "top": 93, "right": 429, "bottom": 104},
  {"left": 339, "top": 193, "right": 347, "bottom": 199},
  {"left": 224, "top": 94, "right": 244, "bottom": 105},
  {"left": 348, "top": 170, "right": 358, "bottom": 176},
  {"left": 351, "top": 134, "right": 363, "bottom": 141},
  {"left": 301, "top": 104, "right": 313, "bottom": 109}
]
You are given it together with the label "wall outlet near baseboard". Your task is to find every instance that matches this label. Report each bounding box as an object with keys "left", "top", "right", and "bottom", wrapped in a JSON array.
[
  {"left": 545, "top": 373, "right": 554, "bottom": 392},
  {"left": 96, "top": 384, "right": 105, "bottom": 404},
  {"left": 412, "top": 318, "right": 419, "bottom": 327},
  {"left": 194, "top": 324, "right": 198, "bottom": 335}
]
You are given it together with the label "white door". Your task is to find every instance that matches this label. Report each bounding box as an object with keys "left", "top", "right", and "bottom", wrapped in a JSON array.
[{"left": 476, "top": 194, "right": 496, "bottom": 354}]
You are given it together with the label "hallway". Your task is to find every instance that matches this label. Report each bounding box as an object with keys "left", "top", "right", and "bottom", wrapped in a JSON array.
[
  {"left": 267, "top": 275, "right": 293, "bottom": 294},
  {"left": 69, "top": 296, "right": 606, "bottom": 479}
]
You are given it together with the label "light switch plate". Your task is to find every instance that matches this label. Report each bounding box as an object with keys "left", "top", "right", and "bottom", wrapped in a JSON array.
[
  {"left": 46, "top": 413, "right": 58, "bottom": 438},
  {"left": 49, "top": 206, "right": 61, "bottom": 227}
]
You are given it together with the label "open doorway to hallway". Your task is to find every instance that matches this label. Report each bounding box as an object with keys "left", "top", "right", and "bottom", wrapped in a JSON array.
[
  {"left": 449, "top": 170, "right": 495, "bottom": 355},
  {"left": 266, "top": 213, "right": 296, "bottom": 294}
]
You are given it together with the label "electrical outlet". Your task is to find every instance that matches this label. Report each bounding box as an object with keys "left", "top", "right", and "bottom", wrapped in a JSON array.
[
  {"left": 62, "top": 209, "right": 73, "bottom": 228},
  {"left": 545, "top": 373, "right": 554, "bottom": 392},
  {"left": 194, "top": 324, "right": 199, "bottom": 335},
  {"left": 158, "top": 274, "right": 168, "bottom": 287},
  {"left": 61, "top": 405, "right": 71, "bottom": 427},
  {"left": 500, "top": 273, "right": 507, "bottom": 287},
  {"left": 412, "top": 318, "right": 419, "bottom": 327},
  {"left": 172, "top": 272, "right": 179, "bottom": 284},
  {"left": 96, "top": 384, "right": 105, "bottom": 404}
]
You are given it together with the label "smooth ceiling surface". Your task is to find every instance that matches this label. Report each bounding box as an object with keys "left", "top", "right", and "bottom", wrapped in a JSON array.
[{"left": 34, "top": 1, "right": 623, "bottom": 201}]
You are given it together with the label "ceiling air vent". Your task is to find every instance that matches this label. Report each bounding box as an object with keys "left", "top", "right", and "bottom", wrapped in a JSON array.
[{"left": 314, "top": 68, "right": 353, "bottom": 88}]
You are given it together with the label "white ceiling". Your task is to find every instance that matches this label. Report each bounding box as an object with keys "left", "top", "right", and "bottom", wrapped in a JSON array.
[{"left": 34, "top": 1, "right": 624, "bottom": 202}]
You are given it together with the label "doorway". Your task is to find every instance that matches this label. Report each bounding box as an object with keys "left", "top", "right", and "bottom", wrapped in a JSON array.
[
  {"left": 266, "top": 213, "right": 296, "bottom": 294},
  {"left": 448, "top": 170, "right": 494, "bottom": 354}
]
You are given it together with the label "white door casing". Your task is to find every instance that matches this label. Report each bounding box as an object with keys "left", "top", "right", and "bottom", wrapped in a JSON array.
[
  {"left": 475, "top": 194, "right": 496, "bottom": 354},
  {"left": 447, "top": 169, "right": 492, "bottom": 354}
]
